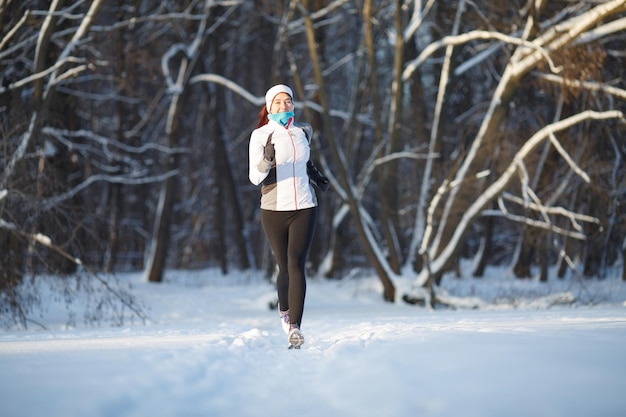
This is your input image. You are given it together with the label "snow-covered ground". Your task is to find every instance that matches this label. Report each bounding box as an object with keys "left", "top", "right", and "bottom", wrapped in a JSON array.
[{"left": 1, "top": 267, "right": 626, "bottom": 417}]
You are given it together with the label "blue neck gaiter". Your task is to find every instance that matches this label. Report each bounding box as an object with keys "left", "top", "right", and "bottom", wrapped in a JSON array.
[{"left": 268, "top": 111, "right": 294, "bottom": 127}]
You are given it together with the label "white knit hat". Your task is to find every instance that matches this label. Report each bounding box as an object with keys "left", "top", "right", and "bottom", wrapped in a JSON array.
[{"left": 265, "top": 84, "right": 293, "bottom": 112}]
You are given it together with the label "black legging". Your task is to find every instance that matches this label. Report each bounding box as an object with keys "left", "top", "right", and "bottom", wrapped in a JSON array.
[{"left": 261, "top": 207, "right": 317, "bottom": 328}]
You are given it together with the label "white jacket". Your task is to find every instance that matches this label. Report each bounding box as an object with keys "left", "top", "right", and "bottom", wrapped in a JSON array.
[{"left": 249, "top": 119, "right": 318, "bottom": 211}]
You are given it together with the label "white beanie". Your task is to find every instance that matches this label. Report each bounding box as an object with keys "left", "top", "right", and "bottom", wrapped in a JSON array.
[{"left": 265, "top": 84, "right": 293, "bottom": 112}]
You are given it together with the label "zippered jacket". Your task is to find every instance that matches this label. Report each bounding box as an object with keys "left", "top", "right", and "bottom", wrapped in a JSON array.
[{"left": 249, "top": 119, "right": 318, "bottom": 211}]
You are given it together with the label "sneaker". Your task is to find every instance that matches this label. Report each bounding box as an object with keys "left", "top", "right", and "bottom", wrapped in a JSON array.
[
  {"left": 288, "top": 324, "right": 305, "bottom": 348},
  {"left": 278, "top": 305, "right": 290, "bottom": 335}
]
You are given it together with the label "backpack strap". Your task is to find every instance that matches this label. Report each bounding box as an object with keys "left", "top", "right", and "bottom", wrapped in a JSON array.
[{"left": 294, "top": 122, "right": 313, "bottom": 144}]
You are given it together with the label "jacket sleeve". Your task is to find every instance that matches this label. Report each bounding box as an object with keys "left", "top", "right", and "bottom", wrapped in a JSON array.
[{"left": 249, "top": 129, "right": 269, "bottom": 186}]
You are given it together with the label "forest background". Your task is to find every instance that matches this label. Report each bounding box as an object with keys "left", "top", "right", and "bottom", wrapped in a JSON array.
[{"left": 1, "top": 0, "right": 625, "bottom": 328}]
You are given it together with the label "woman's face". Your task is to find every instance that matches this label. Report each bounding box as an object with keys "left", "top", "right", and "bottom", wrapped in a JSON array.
[{"left": 269, "top": 93, "right": 293, "bottom": 114}]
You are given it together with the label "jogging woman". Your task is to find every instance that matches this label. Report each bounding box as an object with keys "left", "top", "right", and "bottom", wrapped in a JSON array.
[{"left": 248, "top": 84, "right": 328, "bottom": 349}]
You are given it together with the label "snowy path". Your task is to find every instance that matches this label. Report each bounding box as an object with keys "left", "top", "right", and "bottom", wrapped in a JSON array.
[{"left": 2, "top": 303, "right": 626, "bottom": 417}]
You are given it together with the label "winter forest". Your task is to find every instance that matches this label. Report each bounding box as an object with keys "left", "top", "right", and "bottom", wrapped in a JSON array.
[{"left": 1, "top": 0, "right": 625, "bottom": 328}]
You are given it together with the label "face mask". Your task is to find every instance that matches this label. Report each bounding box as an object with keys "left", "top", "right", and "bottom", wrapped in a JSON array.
[{"left": 268, "top": 111, "right": 294, "bottom": 127}]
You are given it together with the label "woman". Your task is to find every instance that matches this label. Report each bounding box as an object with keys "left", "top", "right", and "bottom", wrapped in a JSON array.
[{"left": 248, "top": 84, "right": 328, "bottom": 349}]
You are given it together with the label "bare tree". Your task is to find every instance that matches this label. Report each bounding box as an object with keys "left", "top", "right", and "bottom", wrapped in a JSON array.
[
  {"left": 403, "top": 0, "right": 626, "bottom": 304},
  {"left": 0, "top": 0, "right": 152, "bottom": 327}
]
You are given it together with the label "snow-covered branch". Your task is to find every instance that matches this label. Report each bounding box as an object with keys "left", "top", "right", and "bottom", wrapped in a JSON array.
[
  {"left": 454, "top": 5, "right": 577, "bottom": 76},
  {"left": 573, "top": 16, "right": 626, "bottom": 45},
  {"left": 407, "top": 0, "right": 626, "bottom": 82},
  {"left": 0, "top": 218, "right": 82, "bottom": 265},
  {"left": 373, "top": 150, "right": 436, "bottom": 165},
  {"left": 482, "top": 208, "right": 588, "bottom": 241},
  {"left": 402, "top": 30, "right": 561, "bottom": 81},
  {"left": 1, "top": 119, "right": 35, "bottom": 189},
  {"left": 190, "top": 73, "right": 263, "bottom": 106},
  {"left": 0, "top": 9, "right": 29, "bottom": 51},
  {"left": 404, "top": 0, "right": 437, "bottom": 41},
  {"left": 532, "top": 72, "right": 626, "bottom": 101},
  {"left": 419, "top": 179, "right": 449, "bottom": 256},
  {"left": 0, "top": 0, "right": 104, "bottom": 190},
  {"left": 499, "top": 192, "right": 600, "bottom": 232},
  {"left": 0, "top": 218, "right": 148, "bottom": 327},
  {"left": 42, "top": 127, "right": 190, "bottom": 156},
  {"left": 517, "top": 0, "right": 626, "bottom": 71},
  {"left": 417, "top": 109, "right": 624, "bottom": 284},
  {"left": 189, "top": 73, "right": 354, "bottom": 122},
  {"left": 548, "top": 132, "right": 590, "bottom": 184},
  {"left": 42, "top": 170, "right": 179, "bottom": 211},
  {"left": 0, "top": 57, "right": 87, "bottom": 94},
  {"left": 89, "top": 3, "right": 244, "bottom": 32},
  {"left": 45, "top": 0, "right": 105, "bottom": 99},
  {"left": 290, "top": 0, "right": 351, "bottom": 32}
]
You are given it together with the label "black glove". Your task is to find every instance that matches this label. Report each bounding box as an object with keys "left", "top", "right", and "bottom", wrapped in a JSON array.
[
  {"left": 307, "top": 160, "right": 329, "bottom": 192},
  {"left": 264, "top": 133, "right": 275, "bottom": 162}
]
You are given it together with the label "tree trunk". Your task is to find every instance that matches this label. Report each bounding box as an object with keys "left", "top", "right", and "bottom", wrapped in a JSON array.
[
  {"left": 32, "top": 0, "right": 62, "bottom": 110},
  {"left": 145, "top": 172, "right": 177, "bottom": 283},
  {"left": 103, "top": 184, "right": 120, "bottom": 272},
  {"left": 538, "top": 234, "right": 548, "bottom": 282},
  {"left": 365, "top": 0, "right": 403, "bottom": 274},
  {"left": 512, "top": 226, "right": 534, "bottom": 279},
  {"left": 213, "top": 124, "right": 229, "bottom": 274},
  {"left": 144, "top": 59, "right": 186, "bottom": 282},
  {"left": 301, "top": 0, "right": 396, "bottom": 301},
  {"left": 622, "top": 237, "right": 626, "bottom": 282},
  {"left": 472, "top": 214, "right": 494, "bottom": 277},
  {"left": 144, "top": 7, "right": 212, "bottom": 282},
  {"left": 212, "top": 49, "right": 252, "bottom": 271},
  {"left": 405, "top": 0, "right": 463, "bottom": 271}
]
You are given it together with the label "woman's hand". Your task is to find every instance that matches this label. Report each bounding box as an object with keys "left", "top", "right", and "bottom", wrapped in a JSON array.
[
  {"left": 307, "top": 160, "right": 330, "bottom": 192},
  {"left": 264, "top": 133, "right": 275, "bottom": 162}
]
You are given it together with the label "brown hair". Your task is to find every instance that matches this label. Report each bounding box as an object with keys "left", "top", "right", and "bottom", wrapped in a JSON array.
[{"left": 256, "top": 106, "right": 269, "bottom": 128}]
